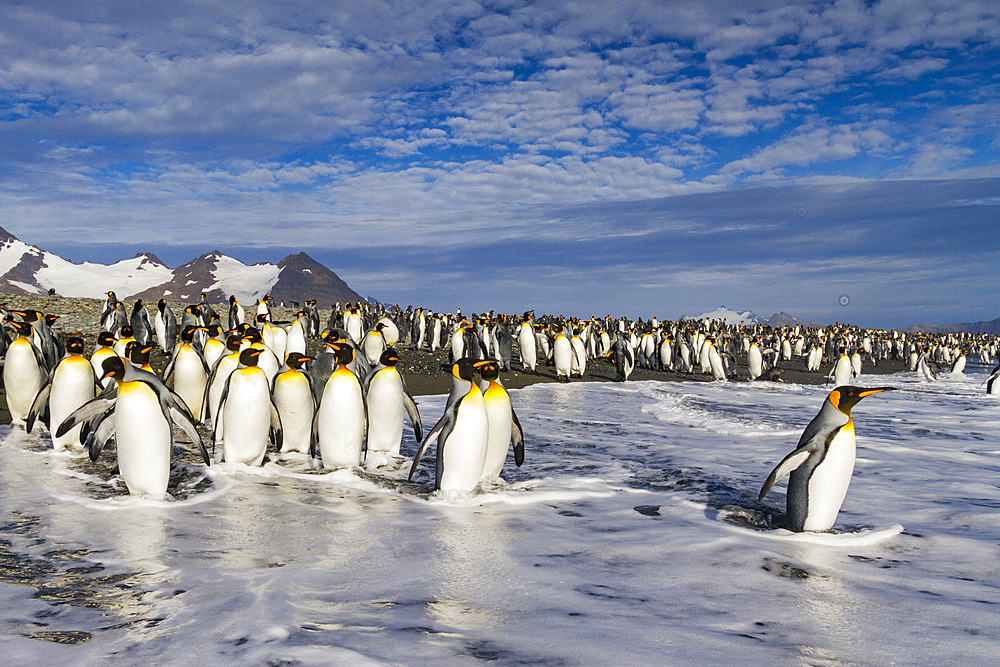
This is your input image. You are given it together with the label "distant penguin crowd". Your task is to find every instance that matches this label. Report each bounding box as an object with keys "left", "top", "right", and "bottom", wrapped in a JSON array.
[{"left": 1, "top": 295, "right": 998, "bottom": 530}]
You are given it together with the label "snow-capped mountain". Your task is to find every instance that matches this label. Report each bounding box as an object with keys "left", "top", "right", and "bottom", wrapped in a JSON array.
[
  {"left": 687, "top": 306, "right": 763, "bottom": 326},
  {"left": 0, "top": 227, "right": 363, "bottom": 305}
]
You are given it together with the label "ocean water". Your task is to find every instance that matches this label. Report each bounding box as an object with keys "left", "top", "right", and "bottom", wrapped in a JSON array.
[{"left": 1, "top": 368, "right": 998, "bottom": 664}]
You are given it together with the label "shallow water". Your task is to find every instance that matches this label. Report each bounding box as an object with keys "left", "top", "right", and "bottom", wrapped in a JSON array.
[{"left": 1, "top": 370, "right": 998, "bottom": 664}]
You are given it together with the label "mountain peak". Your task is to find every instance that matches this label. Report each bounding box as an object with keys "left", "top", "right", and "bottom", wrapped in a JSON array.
[{"left": 0, "top": 226, "right": 20, "bottom": 245}]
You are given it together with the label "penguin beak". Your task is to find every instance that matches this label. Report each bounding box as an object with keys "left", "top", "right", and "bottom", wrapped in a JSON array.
[{"left": 859, "top": 387, "right": 894, "bottom": 398}]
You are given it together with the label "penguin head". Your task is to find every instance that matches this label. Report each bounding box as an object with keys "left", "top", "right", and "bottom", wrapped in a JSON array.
[
  {"left": 284, "top": 352, "right": 314, "bottom": 369},
  {"left": 179, "top": 325, "right": 199, "bottom": 342},
  {"left": 206, "top": 324, "right": 224, "bottom": 339},
  {"left": 325, "top": 341, "right": 355, "bottom": 366},
  {"left": 829, "top": 385, "right": 894, "bottom": 415},
  {"left": 239, "top": 348, "right": 264, "bottom": 367},
  {"left": 379, "top": 348, "right": 400, "bottom": 367},
  {"left": 478, "top": 360, "right": 500, "bottom": 382},
  {"left": 225, "top": 334, "right": 243, "bottom": 352},
  {"left": 100, "top": 356, "right": 127, "bottom": 383},
  {"left": 66, "top": 337, "right": 85, "bottom": 354},
  {"left": 12, "top": 309, "right": 41, "bottom": 323},
  {"left": 243, "top": 328, "right": 263, "bottom": 345},
  {"left": 452, "top": 357, "right": 487, "bottom": 382},
  {"left": 8, "top": 320, "right": 33, "bottom": 337},
  {"left": 46, "top": 314, "right": 59, "bottom": 326},
  {"left": 97, "top": 331, "right": 116, "bottom": 347},
  {"left": 158, "top": 298, "right": 167, "bottom": 310},
  {"left": 126, "top": 342, "right": 153, "bottom": 365}
]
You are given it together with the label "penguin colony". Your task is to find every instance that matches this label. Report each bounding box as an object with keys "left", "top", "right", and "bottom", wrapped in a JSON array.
[{"left": 2, "top": 295, "right": 998, "bottom": 530}]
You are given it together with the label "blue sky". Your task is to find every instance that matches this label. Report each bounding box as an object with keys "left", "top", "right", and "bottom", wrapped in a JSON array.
[{"left": 1, "top": 0, "right": 998, "bottom": 327}]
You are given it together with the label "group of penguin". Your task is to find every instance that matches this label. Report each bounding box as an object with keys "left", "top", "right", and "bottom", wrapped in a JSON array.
[
  {"left": 3, "top": 294, "right": 999, "bottom": 533},
  {"left": 1, "top": 293, "right": 525, "bottom": 501}
]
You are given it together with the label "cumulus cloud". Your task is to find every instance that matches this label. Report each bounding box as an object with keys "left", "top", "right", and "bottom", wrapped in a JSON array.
[{"left": 1, "top": 0, "right": 998, "bottom": 325}]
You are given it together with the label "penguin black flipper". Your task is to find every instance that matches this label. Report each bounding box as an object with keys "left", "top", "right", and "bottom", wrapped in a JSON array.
[
  {"left": 269, "top": 399, "right": 283, "bottom": 452},
  {"left": 56, "top": 395, "right": 118, "bottom": 439},
  {"left": 162, "top": 351, "right": 179, "bottom": 386},
  {"left": 511, "top": 407, "right": 525, "bottom": 467},
  {"left": 402, "top": 390, "right": 422, "bottom": 442},
  {"left": 25, "top": 381, "right": 53, "bottom": 434},
  {"left": 167, "top": 400, "right": 209, "bottom": 466},
  {"left": 212, "top": 376, "right": 235, "bottom": 455},
  {"left": 408, "top": 409, "right": 454, "bottom": 481},
  {"left": 86, "top": 410, "right": 116, "bottom": 461},
  {"left": 757, "top": 437, "right": 824, "bottom": 501}
]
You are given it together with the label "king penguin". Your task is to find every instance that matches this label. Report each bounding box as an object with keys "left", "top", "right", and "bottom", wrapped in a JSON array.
[
  {"left": 758, "top": 385, "right": 893, "bottom": 532},
  {"left": 362, "top": 348, "right": 422, "bottom": 467},
  {"left": 408, "top": 357, "right": 490, "bottom": 492},
  {"left": 3, "top": 320, "right": 46, "bottom": 423},
  {"left": 25, "top": 337, "right": 99, "bottom": 450},
  {"left": 154, "top": 299, "right": 177, "bottom": 354},
  {"left": 57, "top": 356, "right": 209, "bottom": 499},
  {"left": 477, "top": 360, "right": 524, "bottom": 482},
  {"left": 315, "top": 341, "right": 367, "bottom": 468},
  {"left": 163, "top": 325, "right": 210, "bottom": 421},
  {"left": 272, "top": 352, "right": 316, "bottom": 456},
  {"left": 215, "top": 348, "right": 282, "bottom": 466}
]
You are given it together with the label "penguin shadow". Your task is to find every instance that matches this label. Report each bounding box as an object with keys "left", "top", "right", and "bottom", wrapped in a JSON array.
[
  {"left": 629, "top": 460, "right": 873, "bottom": 534},
  {"left": 630, "top": 461, "right": 879, "bottom": 536},
  {"left": 628, "top": 460, "right": 782, "bottom": 530}
]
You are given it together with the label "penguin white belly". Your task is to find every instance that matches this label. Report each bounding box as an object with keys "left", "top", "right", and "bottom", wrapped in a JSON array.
[
  {"left": 366, "top": 371, "right": 404, "bottom": 456},
  {"left": 4, "top": 341, "right": 43, "bottom": 423},
  {"left": 708, "top": 348, "right": 727, "bottom": 381},
  {"left": 571, "top": 339, "right": 587, "bottom": 376},
  {"left": 273, "top": 371, "right": 314, "bottom": 454},
  {"left": 154, "top": 312, "right": 168, "bottom": 352},
  {"left": 346, "top": 316, "right": 363, "bottom": 345},
  {"left": 318, "top": 370, "right": 365, "bottom": 468},
  {"left": 206, "top": 356, "right": 238, "bottom": 432},
  {"left": 748, "top": 347, "right": 764, "bottom": 379},
  {"left": 439, "top": 395, "right": 488, "bottom": 492},
  {"left": 285, "top": 324, "right": 307, "bottom": 357},
  {"left": 364, "top": 333, "right": 385, "bottom": 365},
  {"left": 518, "top": 329, "right": 536, "bottom": 370},
  {"left": 49, "top": 358, "right": 96, "bottom": 451},
  {"left": 553, "top": 337, "right": 572, "bottom": 378},
  {"left": 203, "top": 340, "right": 226, "bottom": 371},
  {"left": 802, "top": 424, "right": 856, "bottom": 531},
  {"left": 270, "top": 327, "right": 287, "bottom": 364},
  {"left": 115, "top": 381, "right": 171, "bottom": 499},
  {"left": 222, "top": 369, "right": 271, "bottom": 466},
  {"left": 481, "top": 386, "right": 512, "bottom": 480},
  {"left": 91, "top": 349, "right": 118, "bottom": 389},
  {"left": 834, "top": 358, "right": 853, "bottom": 386},
  {"left": 257, "top": 348, "right": 280, "bottom": 388},
  {"left": 172, "top": 349, "right": 207, "bottom": 420},
  {"left": 450, "top": 332, "right": 466, "bottom": 360},
  {"left": 378, "top": 318, "right": 400, "bottom": 347}
]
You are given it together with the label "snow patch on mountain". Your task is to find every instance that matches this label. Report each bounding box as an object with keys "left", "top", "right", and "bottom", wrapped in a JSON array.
[
  {"left": 210, "top": 255, "right": 281, "bottom": 303},
  {"left": 687, "top": 306, "right": 762, "bottom": 326},
  {"left": 0, "top": 238, "right": 32, "bottom": 277},
  {"left": 36, "top": 253, "right": 173, "bottom": 299}
]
